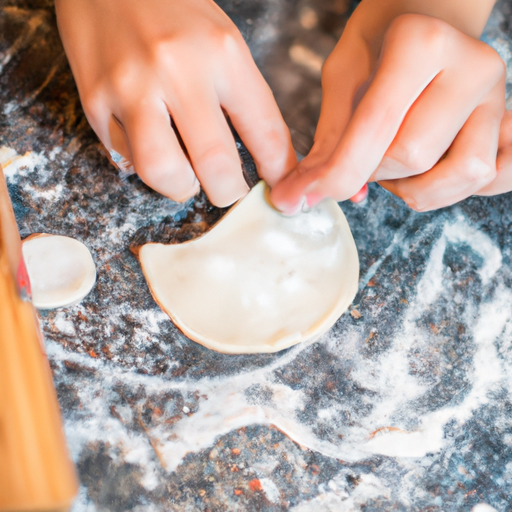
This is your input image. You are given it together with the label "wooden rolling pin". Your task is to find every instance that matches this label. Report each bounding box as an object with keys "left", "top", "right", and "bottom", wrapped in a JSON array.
[{"left": 0, "top": 164, "right": 78, "bottom": 511}]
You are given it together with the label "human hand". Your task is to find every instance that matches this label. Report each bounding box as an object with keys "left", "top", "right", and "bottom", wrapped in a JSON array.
[
  {"left": 55, "top": 0, "right": 296, "bottom": 207},
  {"left": 270, "top": 8, "right": 505, "bottom": 214}
]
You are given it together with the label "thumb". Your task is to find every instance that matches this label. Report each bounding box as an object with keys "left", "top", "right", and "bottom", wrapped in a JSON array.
[{"left": 270, "top": 36, "right": 372, "bottom": 214}]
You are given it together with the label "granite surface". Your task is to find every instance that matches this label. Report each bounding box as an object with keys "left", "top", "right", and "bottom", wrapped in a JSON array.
[{"left": 2, "top": 1, "right": 512, "bottom": 510}]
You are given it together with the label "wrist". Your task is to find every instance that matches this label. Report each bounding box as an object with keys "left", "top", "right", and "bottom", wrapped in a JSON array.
[{"left": 350, "top": 0, "right": 496, "bottom": 47}]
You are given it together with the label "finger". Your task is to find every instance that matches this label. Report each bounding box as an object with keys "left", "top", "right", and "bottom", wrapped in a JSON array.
[
  {"left": 77, "top": 91, "right": 136, "bottom": 174},
  {"left": 107, "top": 116, "right": 134, "bottom": 174},
  {"left": 374, "top": 46, "right": 503, "bottom": 181},
  {"left": 170, "top": 87, "right": 249, "bottom": 207},
  {"left": 380, "top": 92, "right": 503, "bottom": 211},
  {"left": 311, "top": 32, "right": 374, "bottom": 158},
  {"left": 77, "top": 89, "right": 126, "bottom": 159},
  {"left": 118, "top": 101, "right": 199, "bottom": 202},
  {"left": 498, "top": 109, "right": 512, "bottom": 148},
  {"left": 350, "top": 183, "right": 369, "bottom": 203},
  {"left": 216, "top": 53, "right": 297, "bottom": 185},
  {"left": 477, "top": 150, "right": 512, "bottom": 196},
  {"left": 374, "top": 74, "right": 487, "bottom": 180},
  {"left": 269, "top": 36, "right": 373, "bottom": 214},
  {"left": 478, "top": 110, "right": 512, "bottom": 196}
]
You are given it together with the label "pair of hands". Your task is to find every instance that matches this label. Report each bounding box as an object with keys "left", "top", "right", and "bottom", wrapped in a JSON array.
[
  {"left": 55, "top": 0, "right": 510, "bottom": 213},
  {"left": 55, "top": 0, "right": 296, "bottom": 208}
]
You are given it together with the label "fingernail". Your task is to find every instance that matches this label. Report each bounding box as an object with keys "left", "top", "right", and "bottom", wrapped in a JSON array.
[
  {"left": 109, "top": 149, "right": 123, "bottom": 164},
  {"left": 109, "top": 149, "right": 135, "bottom": 176},
  {"left": 350, "top": 183, "right": 369, "bottom": 204},
  {"left": 214, "top": 181, "right": 250, "bottom": 208},
  {"left": 301, "top": 202, "right": 311, "bottom": 213},
  {"left": 173, "top": 176, "right": 201, "bottom": 203},
  {"left": 278, "top": 195, "right": 307, "bottom": 216},
  {"left": 188, "top": 176, "right": 201, "bottom": 197}
]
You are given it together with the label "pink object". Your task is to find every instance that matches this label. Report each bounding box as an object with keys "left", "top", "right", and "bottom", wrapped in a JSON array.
[
  {"left": 350, "top": 183, "right": 369, "bottom": 203},
  {"left": 17, "top": 256, "right": 32, "bottom": 301}
]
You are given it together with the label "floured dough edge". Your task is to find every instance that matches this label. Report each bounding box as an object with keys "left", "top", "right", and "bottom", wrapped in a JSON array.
[
  {"left": 140, "top": 183, "right": 359, "bottom": 354},
  {"left": 167, "top": 277, "right": 359, "bottom": 355}
]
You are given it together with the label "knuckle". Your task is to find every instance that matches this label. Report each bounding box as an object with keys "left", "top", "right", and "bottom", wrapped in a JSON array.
[
  {"left": 387, "top": 13, "right": 417, "bottom": 36},
  {"left": 195, "top": 143, "right": 238, "bottom": 172},
  {"left": 79, "top": 87, "right": 104, "bottom": 123},
  {"left": 80, "top": 86, "right": 102, "bottom": 110},
  {"left": 392, "top": 141, "right": 437, "bottom": 173},
  {"left": 109, "top": 62, "right": 139, "bottom": 98},
  {"left": 462, "top": 157, "right": 496, "bottom": 185},
  {"left": 197, "top": 143, "right": 227, "bottom": 163},
  {"left": 261, "top": 127, "right": 291, "bottom": 160},
  {"left": 151, "top": 39, "right": 178, "bottom": 68},
  {"left": 295, "top": 160, "right": 314, "bottom": 178},
  {"left": 480, "top": 44, "right": 506, "bottom": 81},
  {"left": 208, "top": 22, "right": 246, "bottom": 56},
  {"left": 387, "top": 14, "right": 447, "bottom": 56},
  {"left": 403, "top": 192, "right": 427, "bottom": 213}
]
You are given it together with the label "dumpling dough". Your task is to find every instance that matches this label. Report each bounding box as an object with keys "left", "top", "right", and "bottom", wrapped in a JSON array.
[
  {"left": 22, "top": 234, "right": 96, "bottom": 309},
  {"left": 139, "top": 182, "right": 359, "bottom": 354}
]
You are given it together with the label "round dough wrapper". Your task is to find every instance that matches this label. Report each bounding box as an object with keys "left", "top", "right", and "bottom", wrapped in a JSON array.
[
  {"left": 22, "top": 234, "right": 96, "bottom": 309},
  {"left": 139, "top": 182, "right": 359, "bottom": 354}
]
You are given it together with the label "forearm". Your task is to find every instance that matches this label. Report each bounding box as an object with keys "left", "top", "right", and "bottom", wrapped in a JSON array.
[{"left": 351, "top": 0, "right": 497, "bottom": 55}]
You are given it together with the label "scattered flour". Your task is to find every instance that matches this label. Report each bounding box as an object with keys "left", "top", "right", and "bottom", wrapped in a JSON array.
[
  {"left": 290, "top": 473, "right": 389, "bottom": 512},
  {"left": 259, "top": 477, "right": 281, "bottom": 503}
]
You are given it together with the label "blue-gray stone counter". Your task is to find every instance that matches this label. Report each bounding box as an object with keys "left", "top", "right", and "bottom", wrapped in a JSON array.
[{"left": 2, "top": 1, "right": 512, "bottom": 510}]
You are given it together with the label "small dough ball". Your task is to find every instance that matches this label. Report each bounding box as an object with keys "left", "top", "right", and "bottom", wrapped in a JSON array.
[{"left": 22, "top": 234, "right": 96, "bottom": 309}]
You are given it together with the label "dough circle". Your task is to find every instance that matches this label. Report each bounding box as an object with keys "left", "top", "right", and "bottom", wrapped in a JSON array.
[
  {"left": 22, "top": 234, "right": 96, "bottom": 309},
  {"left": 139, "top": 182, "right": 359, "bottom": 354}
]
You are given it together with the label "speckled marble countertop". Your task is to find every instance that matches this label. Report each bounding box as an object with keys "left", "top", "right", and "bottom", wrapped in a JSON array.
[{"left": 3, "top": 1, "right": 512, "bottom": 510}]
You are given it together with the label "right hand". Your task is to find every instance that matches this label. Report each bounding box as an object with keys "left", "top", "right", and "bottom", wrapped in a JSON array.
[
  {"left": 270, "top": 11, "right": 505, "bottom": 214},
  {"left": 55, "top": 0, "right": 296, "bottom": 206}
]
